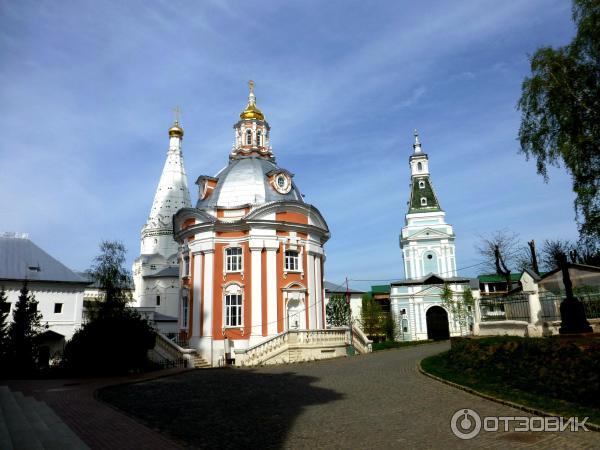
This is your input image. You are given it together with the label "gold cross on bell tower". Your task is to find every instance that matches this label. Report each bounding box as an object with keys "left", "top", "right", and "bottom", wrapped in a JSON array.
[{"left": 172, "top": 105, "right": 182, "bottom": 124}]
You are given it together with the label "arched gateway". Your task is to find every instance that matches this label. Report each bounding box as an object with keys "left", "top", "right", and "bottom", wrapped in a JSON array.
[{"left": 426, "top": 306, "right": 450, "bottom": 340}]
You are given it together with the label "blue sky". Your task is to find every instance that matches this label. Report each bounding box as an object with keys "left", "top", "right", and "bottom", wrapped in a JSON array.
[{"left": 0, "top": 0, "right": 579, "bottom": 290}]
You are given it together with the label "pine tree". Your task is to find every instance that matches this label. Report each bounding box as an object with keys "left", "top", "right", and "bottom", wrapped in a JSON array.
[
  {"left": 8, "top": 282, "right": 45, "bottom": 374},
  {"left": 0, "top": 287, "right": 10, "bottom": 365}
]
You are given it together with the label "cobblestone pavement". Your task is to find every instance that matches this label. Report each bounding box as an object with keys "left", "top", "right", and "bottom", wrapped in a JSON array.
[
  {"left": 98, "top": 342, "right": 598, "bottom": 449},
  {"left": 264, "top": 342, "right": 599, "bottom": 449},
  {"left": 4, "top": 369, "right": 185, "bottom": 450}
]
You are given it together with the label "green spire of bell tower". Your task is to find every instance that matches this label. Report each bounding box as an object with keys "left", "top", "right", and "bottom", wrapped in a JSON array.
[{"left": 407, "top": 131, "right": 442, "bottom": 213}]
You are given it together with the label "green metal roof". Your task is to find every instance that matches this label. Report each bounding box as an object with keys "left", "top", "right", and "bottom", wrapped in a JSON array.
[
  {"left": 477, "top": 273, "right": 522, "bottom": 283},
  {"left": 371, "top": 284, "right": 390, "bottom": 294},
  {"left": 408, "top": 175, "right": 441, "bottom": 213}
]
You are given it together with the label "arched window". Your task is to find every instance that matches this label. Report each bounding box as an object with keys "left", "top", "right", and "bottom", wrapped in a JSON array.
[
  {"left": 420, "top": 197, "right": 427, "bottom": 206},
  {"left": 246, "top": 129, "right": 252, "bottom": 145},
  {"left": 417, "top": 162, "right": 423, "bottom": 171},
  {"left": 419, "top": 180, "right": 425, "bottom": 189},
  {"left": 285, "top": 250, "right": 299, "bottom": 271},
  {"left": 225, "top": 247, "right": 243, "bottom": 272},
  {"left": 257, "top": 130, "right": 262, "bottom": 146},
  {"left": 224, "top": 284, "right": 243, "bottom": 327}
]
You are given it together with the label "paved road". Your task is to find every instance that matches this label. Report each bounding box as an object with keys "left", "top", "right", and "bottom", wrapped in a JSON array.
[
  {"left": 257, "top": 342, "right": 598, "bottom": 449},
  {"left": 98, "top": 342, "right": 598, "bottom": 449}
]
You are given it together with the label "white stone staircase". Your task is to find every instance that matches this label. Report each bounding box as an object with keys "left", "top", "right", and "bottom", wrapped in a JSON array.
[
  {"left": 150, "top": 333, "right": 211, "bottom": 369},
  {"left": 0, "top": 386, "right": 89, "bottom": 450},
  {"left": 234, "top": 326, "right": 373, "bottom": 367}
]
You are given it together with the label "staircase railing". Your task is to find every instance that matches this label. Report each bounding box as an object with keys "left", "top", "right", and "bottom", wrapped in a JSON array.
[
  {"left": 234, "top": 331, "right": 289, "bottom": 367},
  {"left": 152, "top": 332, "right": 194, "bottom": 365},
  {"left": 349, "top": 325, "right": 373, "bottom": 354},
  {"left": 297, "top": 329, "right": 347, "bottom": 346}
]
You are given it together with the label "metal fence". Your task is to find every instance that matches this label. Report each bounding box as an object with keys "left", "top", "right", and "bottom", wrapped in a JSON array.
[
  {"left": 540, "top": 291, "right": 600, "bottom": 321},
  {"left": 480, "top": 293, "right": 530, "bottom": 322}
]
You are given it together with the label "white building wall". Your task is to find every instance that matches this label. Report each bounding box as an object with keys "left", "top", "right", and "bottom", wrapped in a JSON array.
[{"left": 3, "top": 281, "right": 84, "bottom": 341}]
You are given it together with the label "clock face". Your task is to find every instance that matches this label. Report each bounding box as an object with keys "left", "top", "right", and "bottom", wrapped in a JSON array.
[{"left": 273, "top": 173, "right": 291, "bottom": 194}]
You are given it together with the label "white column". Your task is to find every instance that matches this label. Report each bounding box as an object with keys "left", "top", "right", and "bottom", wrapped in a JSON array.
[
  {"left": 250, "top": 242, "right": 263, "bottom": 343},
  {"left": 202, "top": 250, "right": 214, "bottom": 338},
  {"left": 314, "top": 255, "right": 323, "bottom": 329},
  {"left": 192, "top": 253, "right": 202, "bottom": 339},
  {"left": 411, "top": 248, "right": 418, "bottom": 279},
  {"left": 307, "top": 252, "right": 316, "bottom": 330},
  {"left": 266, "top": 244, "right": 278, "bottom": 336},
  {"left": 439, "top": 246, "right": 447, "bottom": 277}
]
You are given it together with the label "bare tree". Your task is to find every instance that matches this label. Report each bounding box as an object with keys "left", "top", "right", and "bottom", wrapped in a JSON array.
[
  {"left": 476, "top": 230, "right": 524, "bottom": 292},
  {"left": 541, "top": 239, "right": 575, "bottom": 271},
  {"left": 541, "top": 239, "right": 600, "bottom": 270}
]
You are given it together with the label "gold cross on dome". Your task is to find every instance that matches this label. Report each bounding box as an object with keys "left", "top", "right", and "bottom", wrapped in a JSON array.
[
  {"left": 248, "top": 80, "right": 255, "bottom": 94},
  {"left": 172, "top": 105, "right": 182, "bottom": 124}
]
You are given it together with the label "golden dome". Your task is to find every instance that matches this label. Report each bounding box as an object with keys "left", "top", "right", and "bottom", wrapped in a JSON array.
[
  {"left": 169, "top": 121, "right": 184, "bottom": 138},
  {"left": 240, "top": 104, "right": 265, "bottom": 121},
  {"left": 239, "top": 80, "right": 265, "bottom": 121}
]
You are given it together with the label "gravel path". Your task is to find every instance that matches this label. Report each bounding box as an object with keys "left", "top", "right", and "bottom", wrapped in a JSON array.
[{"left": 100, "top": 342, "right": 598, "bottom": 449}]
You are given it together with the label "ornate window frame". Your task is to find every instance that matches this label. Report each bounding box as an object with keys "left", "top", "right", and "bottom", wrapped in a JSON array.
[
  {"left": 284, "top": 250, "right": 300, "bottom": 272},
  {"left": 224, "top": 246, "right": 243, "bottom": 274},
  {"left": 223, "top": 283, "right": 243, "bottom": 328}
]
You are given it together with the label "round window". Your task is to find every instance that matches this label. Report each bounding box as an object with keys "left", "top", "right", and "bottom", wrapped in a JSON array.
[
  {"left": 427, "top": 254, "right": 433, "bottom": 260},
  {"left": 273, "top": 173, "right": 291, "bottom": 194}
]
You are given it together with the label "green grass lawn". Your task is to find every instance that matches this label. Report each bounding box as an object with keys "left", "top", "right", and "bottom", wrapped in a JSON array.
[{"left": 421, "top": 336, "right": 600, "bottom": 425}]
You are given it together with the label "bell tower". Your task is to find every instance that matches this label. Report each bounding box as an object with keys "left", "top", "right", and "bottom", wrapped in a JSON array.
[{"left": 400, "top": 132, "right": 457, "bottom": 280}]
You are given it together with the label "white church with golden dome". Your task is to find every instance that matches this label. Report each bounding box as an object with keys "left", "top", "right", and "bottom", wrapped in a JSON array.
[{"left": 165, "top": 82, "right": 371, "bottom": 367}]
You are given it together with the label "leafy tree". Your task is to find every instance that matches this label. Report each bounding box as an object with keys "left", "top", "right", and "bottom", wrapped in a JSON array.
[
  {"left": 440, "top": 284, "right": 474, "bottom": 336},
  {"left": 7, "top": 282, "right": 46, "bottom": 374},
  {"left": 0, "top": 287, "right": 10, "bottom": 366},
  {"left": 64, "top": 241, "right": 155, "bottom": 374},
  {"left": 360, "top": 293, "right": 384, "bottom": 339},
  {"left": 517, "top": 0, "right": 600, "bottom": 244},
  {"left": 383, "top": 312, "right": 396, "bottom": 341},
  {"left": 89, "top": 241, "right": 133, "bottom": 313},
  {"left": 326, "top": 294, "right": 350, "bottom": 327}
]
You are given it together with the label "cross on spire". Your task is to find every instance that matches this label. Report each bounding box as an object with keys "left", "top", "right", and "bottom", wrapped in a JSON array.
[
  {"left": 247, "top": 80, "right": 256, "bottom": 105},
  {"left": 413, "top": 129, "right": 422, "bottom": 153},
  {"left": 172, "top": 105, "right": 182, "bottom": 124}
]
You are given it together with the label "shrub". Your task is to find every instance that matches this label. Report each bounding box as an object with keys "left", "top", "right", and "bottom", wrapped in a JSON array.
[
  {"left": 64, "top": 308, "right": 156, "bottom": 375},
  {"left": 443, "top": 337, "right": 600, "bottom": 407}
]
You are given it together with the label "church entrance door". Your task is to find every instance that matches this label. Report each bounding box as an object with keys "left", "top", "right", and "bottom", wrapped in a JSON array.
[
  {"left": 286, "top": 298, "right": 306, "bottom": 330},
  {"left": 426, "top": 306, "right": 450, "bottom": 340}
]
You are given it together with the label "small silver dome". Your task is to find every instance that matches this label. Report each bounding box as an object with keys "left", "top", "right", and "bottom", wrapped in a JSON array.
[{"left": 196, "top": 157, "right": 304, "bottom": 208}]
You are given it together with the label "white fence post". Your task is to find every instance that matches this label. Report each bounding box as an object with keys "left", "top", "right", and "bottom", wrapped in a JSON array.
[
  {"left": 526, "top": 280, "right": 543, "bottom": 337},
  {"left": 472, "top": 290, "right": 481, "bottom": 336}
]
